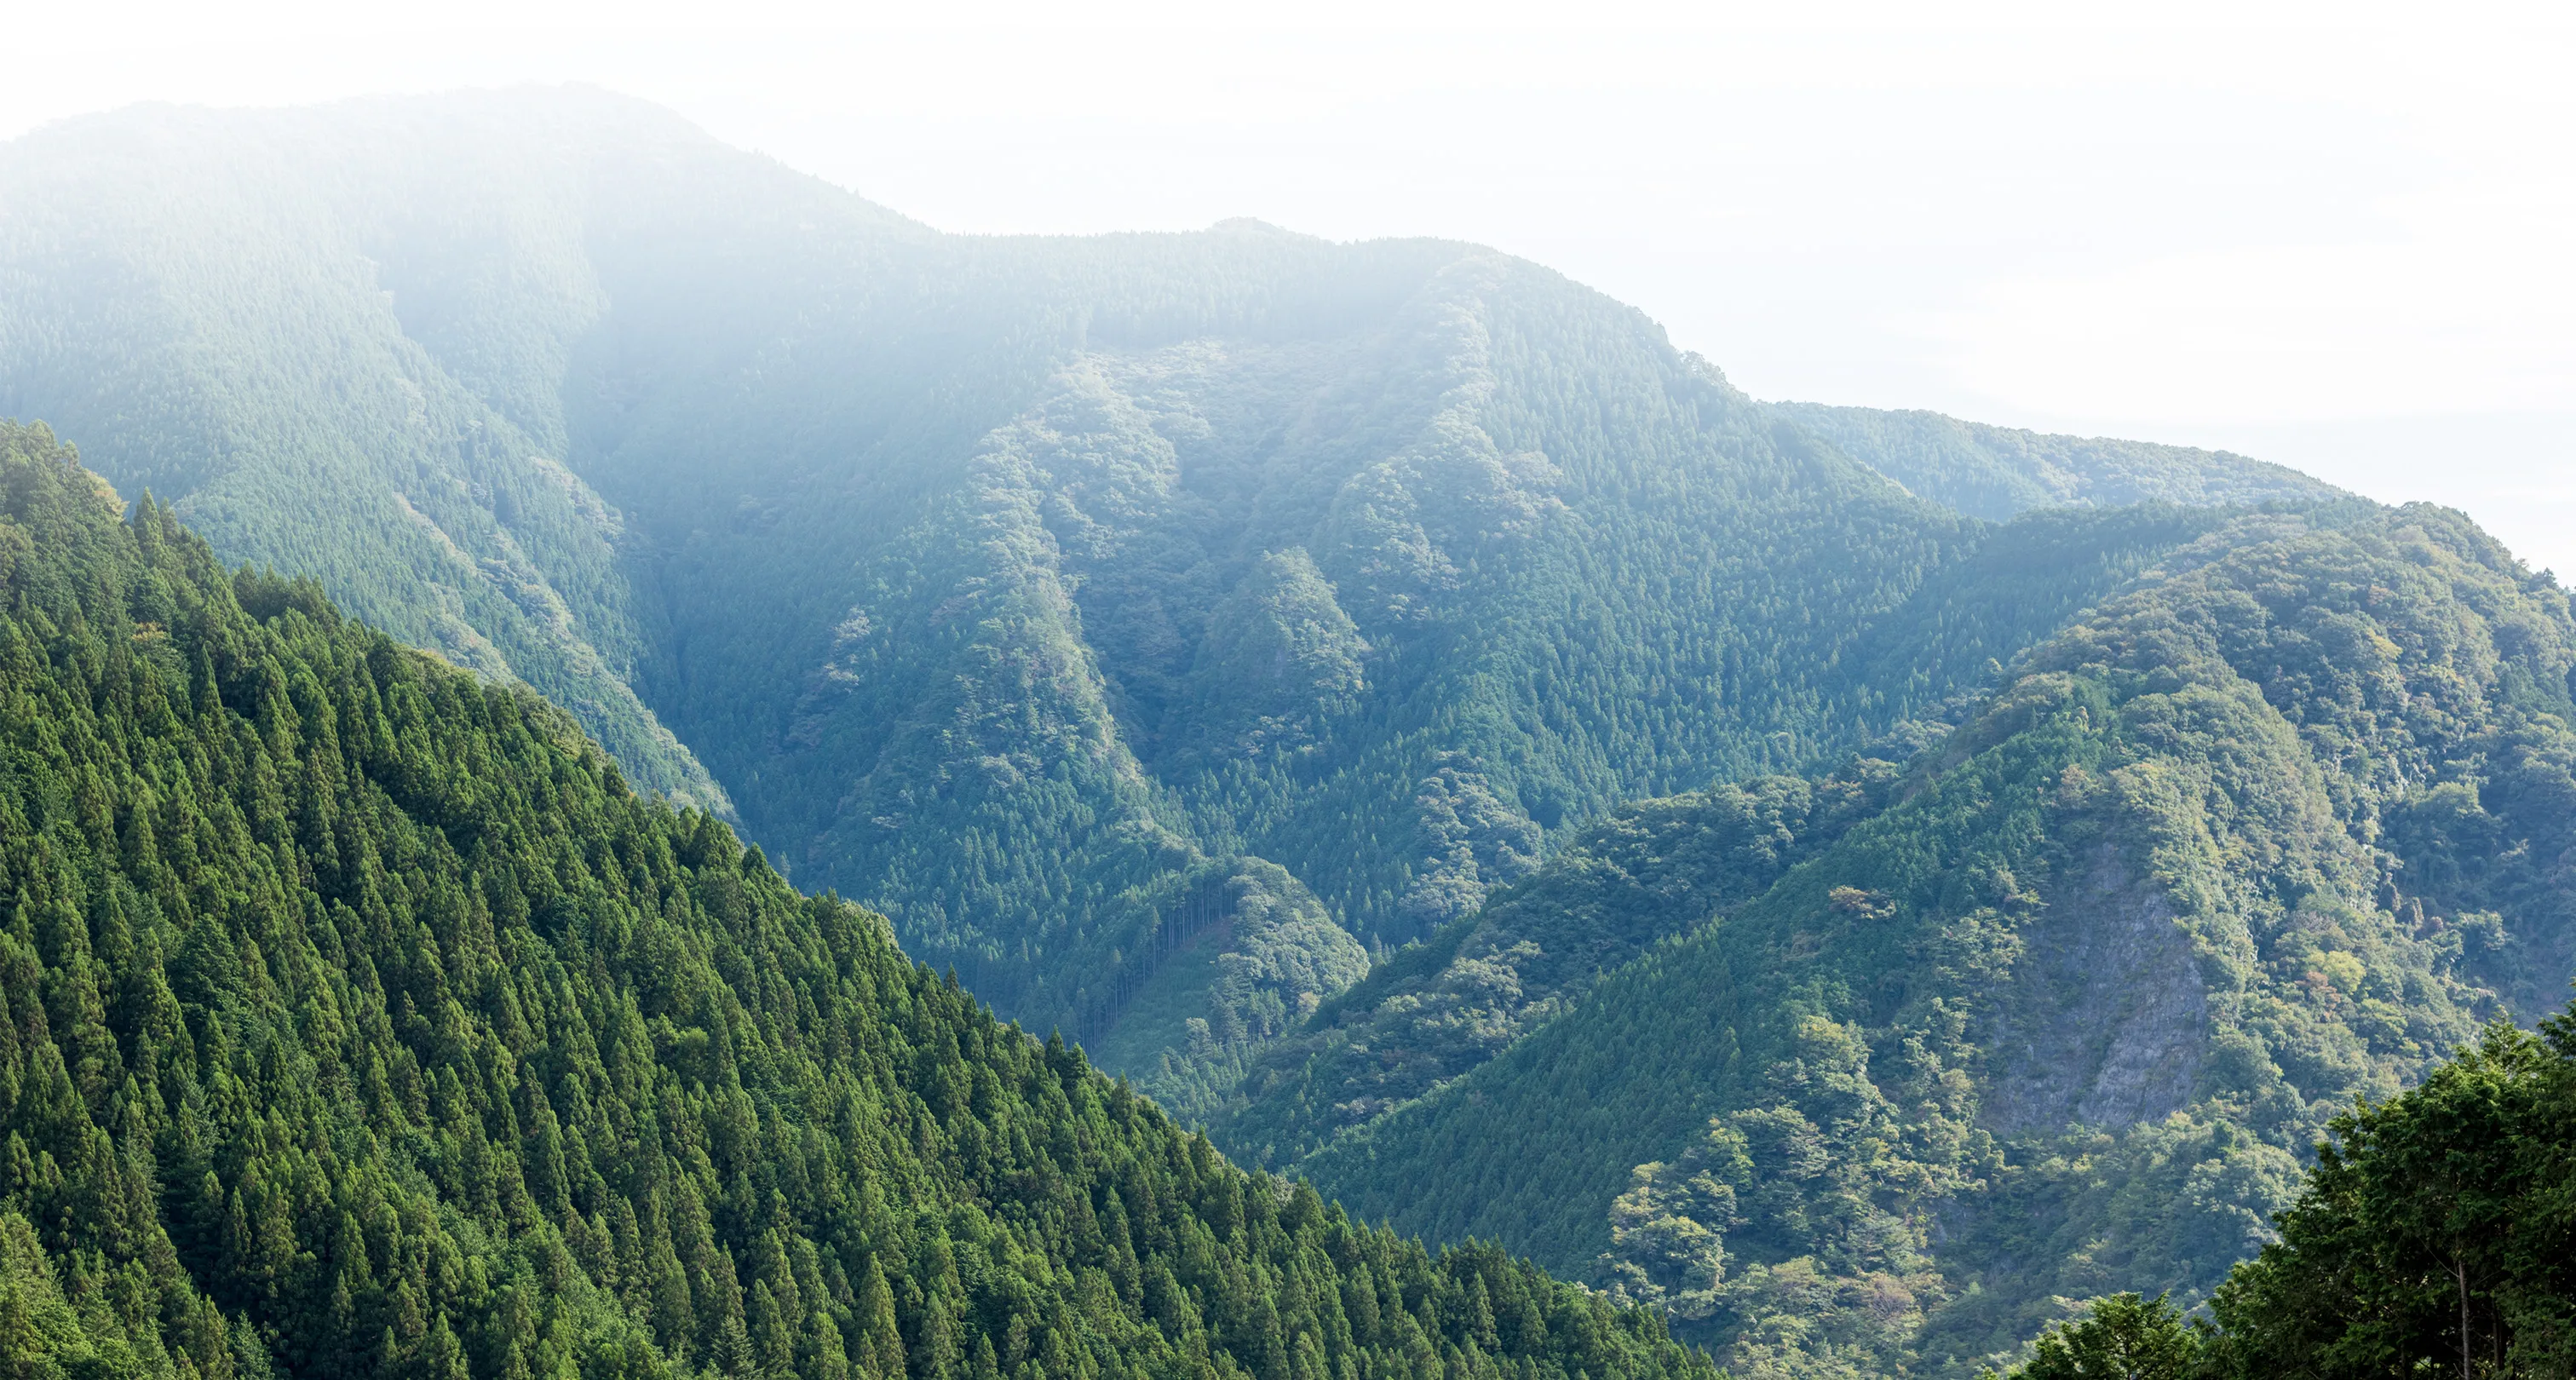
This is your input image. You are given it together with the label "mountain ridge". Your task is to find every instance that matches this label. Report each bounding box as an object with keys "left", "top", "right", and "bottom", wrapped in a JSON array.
[
  {"left": 4, "top": 86, "right": 2572, "bottom": 1380},
  {"left": 0, "top": 416, "right": 1722, "bottom": 1380},
  {"left": 1266, "top": 501, "right": 2576, "bottom": 1374},
  {"left": 1766, "top": 402, "right": 2342, "bottom": 523}
]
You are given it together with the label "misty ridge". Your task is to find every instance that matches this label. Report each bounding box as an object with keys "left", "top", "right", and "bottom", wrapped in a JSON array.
[{"left": 0, "top": 83, "right": 2570, "bottom": 1380}]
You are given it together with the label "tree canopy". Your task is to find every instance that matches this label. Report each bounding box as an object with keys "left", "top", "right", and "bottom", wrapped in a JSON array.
[
  {"left": 1997, "top": 1009, "right": 2576, "bottom": 1379},
  {"left": 0, "top": 91, "right": 2340, "bottom": 1111},
  {"left": 0, "top": 419, "right": 1719, "bottom": 1380},
  {"left": 1262, "top": 505, "right": 2576, "bottom": 1377}
]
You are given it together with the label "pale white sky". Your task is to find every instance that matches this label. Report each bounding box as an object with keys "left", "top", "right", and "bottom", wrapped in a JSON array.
[{"left": 12, "top": 0, "right": 2575, "bottom": 573}]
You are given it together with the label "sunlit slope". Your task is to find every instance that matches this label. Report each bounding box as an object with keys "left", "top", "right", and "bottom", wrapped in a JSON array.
[
  {"left": 1213, "top": 501, "right": 2245, "bottom": 1162},
  {"left": 1286, "top": 504, "right": 2576, "bottom": 1377}
]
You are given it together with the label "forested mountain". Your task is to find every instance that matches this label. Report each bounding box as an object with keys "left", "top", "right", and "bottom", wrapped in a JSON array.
[
  {"left": 1263, "top": 503, "right": 2576, "bottom": 1376},
  {"left": 13, "top": 88, "right": 2573, "bottom": 1380},
  {"left": 1767, "top": 405, "right": 2338, "bottom": 523},
  {"left": 1214, "top": 503, "right": 2255, "bottom": 1164},
  {"left": 0, "top": 96, "right": 739, "bottom": 815},
  {"left": 2000, "top": 1013, "right": 2576, "bottom": 1380},
  {"left": 0, "top": 89, "right": 2333, "bottom": 1109},
  {"left": 0, "top": 419, "right": 1719, "bottom": 1380}
]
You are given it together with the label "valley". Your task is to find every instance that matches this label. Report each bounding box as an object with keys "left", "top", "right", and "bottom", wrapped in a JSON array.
[{"left": 3, "top": 88, "right": 2571, "bottom": 1379}]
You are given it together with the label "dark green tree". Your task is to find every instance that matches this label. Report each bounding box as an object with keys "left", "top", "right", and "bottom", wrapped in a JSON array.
[
  {"left": 0, "top": 420, "right": 1722, "bottom": 1380},
  {"left": 2207, "top": 1017, "right": 2576, "bottom": 1378},
  {"left": 2001, "top": 1295, "right": 2201, "bottom": 1380}
]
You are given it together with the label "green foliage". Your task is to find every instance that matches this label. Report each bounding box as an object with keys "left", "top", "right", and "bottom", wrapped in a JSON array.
[
  {"left": 2202, "top": 1017, "right": 2576, "bottom": 1378},
  {"left": 0, "top": 92, "right": 2319, "bottom": 1103},
  {"left": 0, "top": 421, "right": 1719, "bottom": 1380},
  {"left": 1176, "top": 549, "right": 1371, "bottom": 765},
  {"left": 1768, "top": 405, "right": 2339, "bottom": 523},
  {"left": 1272, "top": 506, "right": 2576, "bottom": 1377},
  {"left": 1220, "top": 763, "right": 1900, "bottom": 1166},
  {"left": 0, "top": 1207, "right": 198, "bottom": 1380},
  {"left": 0, "top": 102, "right": 728, "bottom": 815},
  {"left": 1604, "top": 1013, "right": 1964, "bottom": 1379},
  {"left": 1998, "top": 1293, "right": 2200, "bottom": 1380},
  {"left": 1076, "top": 860, "right": 1370, "bottom": 1125},
  {"left": 1995, "top": 1012, "right": 2576, "bottom": 1380},
  {"left": 9, "top": 90, "right": 2575, "bottom": 1380}
]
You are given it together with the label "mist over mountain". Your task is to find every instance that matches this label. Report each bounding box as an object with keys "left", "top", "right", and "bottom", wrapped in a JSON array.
[
  {"left": 0, "top": 417, "right": 1718, "bottom": 1380},
  {"left": 3, "top": 86, "right": 2567, "bottom": 1380},
  {"left": 0, "top": 88, "right": 2337, "bottom": 1101},
  {"left": 1764, "top": 405, "right": 2337, "bottom": 525}
]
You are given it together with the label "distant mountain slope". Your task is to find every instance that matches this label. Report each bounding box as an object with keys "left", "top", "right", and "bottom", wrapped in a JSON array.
[
  {"left": 0, "top": 419, "right": 1719, "bottom": 1380},
  {"left": 1768, "top": 401, "right": 2343, "bottom": 522},
  {"left": 1281, "top": 503, "right": 2576, "bottom": 1377},
  {"left": 1220, "top": 762, "right": 1899, "bottom": 1168},
  {"left": 0, "top": 89, "right": 2349, "bottom": 1105},
  {"left": 1213, "top": 501, "right": 2243, "bottom": 1162},
  {"left": 0, "top": 93, "right": 750, "bottom": 812}
]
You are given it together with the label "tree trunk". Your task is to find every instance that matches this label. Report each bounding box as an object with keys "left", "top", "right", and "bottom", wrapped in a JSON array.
[{"left": 2457, "top": 1255, "right": 2472, "bottom": 1380}]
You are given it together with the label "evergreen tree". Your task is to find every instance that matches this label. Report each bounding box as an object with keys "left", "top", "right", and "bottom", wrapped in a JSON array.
[{"left": 0, "top": 421, "right": 1718, "bottom": 1380}]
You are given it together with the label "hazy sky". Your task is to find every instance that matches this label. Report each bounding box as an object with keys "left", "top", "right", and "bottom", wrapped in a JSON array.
[{"left": 12, "top": 0, "right": 2575, "bottom": 572}]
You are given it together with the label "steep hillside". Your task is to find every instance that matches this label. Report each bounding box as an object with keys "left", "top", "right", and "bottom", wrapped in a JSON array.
[
  {"left": 0, "top": 420, "right": 1720, "bottom": 1380},
  {"left": 1215, "top": 502, "right": 2245, "bottom": 1162},
  {"left": 1278, "top": 503, "right": 2576, "bottom": 1377},
  {"left": 1768, "top": 403, "right": 2340, "bottom": 522},
  {"left": 0, "top": 94, "right": 749, "bottom": 812},
  {"left": 1993, "top": 1015, "right": 2576, "bottom": 1379},
  {"left": 1218, "top": 762, "right": 1899, "bottom": 1167},
  {"left": 0, "top": 90, "right": 2335, "bottom": 1101}
]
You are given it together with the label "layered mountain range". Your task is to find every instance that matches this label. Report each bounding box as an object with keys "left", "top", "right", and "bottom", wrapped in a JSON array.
[
  {"left": 1245, "top": 503, "right": 2575, "bottom": 1372},
  {"left": 0, "top": 417, "right": 1714, "bottom": 1379},
  {"left": 4, "top": 87, "right": 2569, "bottom": 1379}
]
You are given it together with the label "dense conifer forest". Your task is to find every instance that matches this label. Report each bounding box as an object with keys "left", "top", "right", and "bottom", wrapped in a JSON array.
[
  {"left": 0, "top": 90, "right": 2344, "bottom": 1113},
  {"left": 0, "top": 421, "right": 1718, "bottom": 1379},
  {"left": 6, "top": 88, "right": 2575, "bottom": 1380}
]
